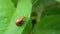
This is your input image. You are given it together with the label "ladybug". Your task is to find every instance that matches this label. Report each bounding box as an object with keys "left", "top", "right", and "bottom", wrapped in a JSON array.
[{"left": 16, "top": 16, "right": 25, "bottom": 26}]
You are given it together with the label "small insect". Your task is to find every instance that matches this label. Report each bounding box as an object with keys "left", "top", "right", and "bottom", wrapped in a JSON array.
[{"left": 16, "top": 16, "right": 25, "bottom": 26}]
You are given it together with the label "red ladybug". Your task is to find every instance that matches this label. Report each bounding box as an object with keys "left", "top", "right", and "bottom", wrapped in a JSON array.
[{"left": 16, "top": 16, "right": 25, "bottom": 26}]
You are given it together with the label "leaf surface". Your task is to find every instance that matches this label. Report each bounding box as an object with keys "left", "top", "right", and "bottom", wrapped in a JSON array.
[{"left": 4, "top": 0, "right": 32, "bottom": 34}]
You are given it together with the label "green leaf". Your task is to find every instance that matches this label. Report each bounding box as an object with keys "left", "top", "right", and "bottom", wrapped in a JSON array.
[
  {"left": 32, "top": 0, "right": 56, "bottom": 18},
  {"left": 22, "top": 19, "right": 32, "bottom": 34},
  {"left": 41, "top": 7, "right": 60, "bottom": 18},
  {"left": 0, "top": 0, "right": 15, "bottom": 34},
  {"left": 56, "top": 0, "right": 60, "bottom": 3},
  {"left": 4, "top": 0, "right": 32, "bottom": 34},
  {"left": 33, "top": 0, "right": 56, "bottom": 8},
  {"left": 33, "top": 15, "right": 60, "bottom": 34},
  {"left": 12, "top": 0, "right": 18, "bottom": 7},
  {"left": 44, "top": 0, "right": 56, "bottom": 7}
]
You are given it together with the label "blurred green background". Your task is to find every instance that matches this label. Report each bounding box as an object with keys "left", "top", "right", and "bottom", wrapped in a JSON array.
[
  {"left": 32, "top": 0, "right": 60, "bottom": 34},
  {"left": 0, "top": 0, "right": 60, "bottom": 34}
]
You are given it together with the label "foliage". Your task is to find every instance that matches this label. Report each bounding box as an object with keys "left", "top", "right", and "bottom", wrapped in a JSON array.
[{"left": 0, "top": 0, "right": 60, "bottom": 34}]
